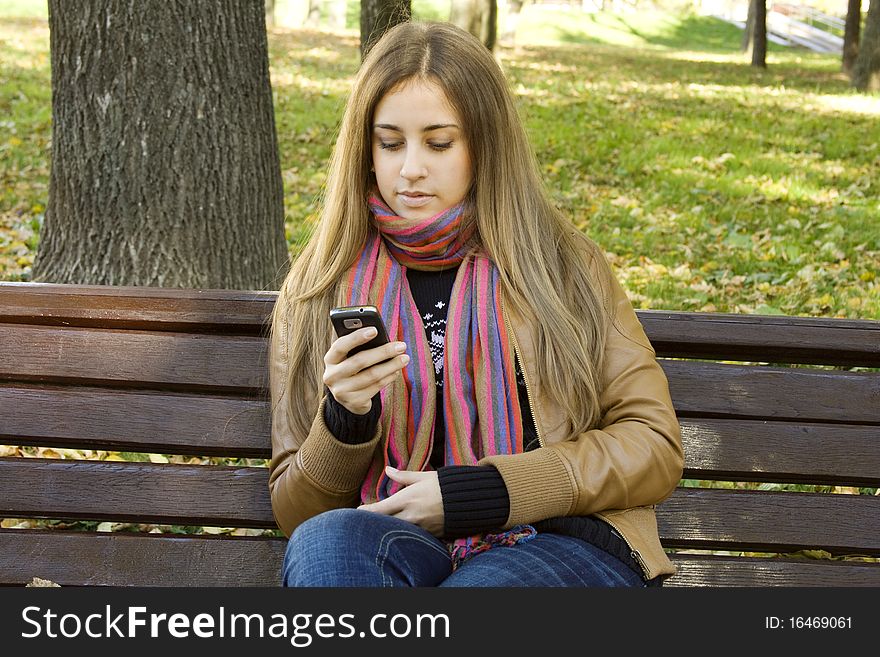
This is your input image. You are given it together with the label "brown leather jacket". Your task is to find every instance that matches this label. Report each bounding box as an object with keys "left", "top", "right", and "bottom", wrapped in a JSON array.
[{"left": 268, "top": 236, "right": 684, "bottom": 581}]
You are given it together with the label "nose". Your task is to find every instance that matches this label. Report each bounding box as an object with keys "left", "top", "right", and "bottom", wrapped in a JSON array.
[{"left": 399, "top": 147, "right": 427, "bottom": 181}]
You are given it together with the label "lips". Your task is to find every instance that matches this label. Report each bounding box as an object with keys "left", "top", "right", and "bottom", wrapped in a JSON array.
[{"left": 398, "top": 192, "right": 434, "bottom": 208}]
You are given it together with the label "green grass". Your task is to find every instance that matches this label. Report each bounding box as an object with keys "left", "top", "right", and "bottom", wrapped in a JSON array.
[
  {"left": 3, "top": 10, "right": 876, "bottom": 317},
  {"left": 0, "top": 0, "right": 46, "bottom": 18},
  {"left": 512, "top": 7, "right": 760, "bottom": 51}
]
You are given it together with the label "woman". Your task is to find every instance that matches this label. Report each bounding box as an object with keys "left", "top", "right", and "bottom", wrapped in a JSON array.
[{"left": 268, "top": 21, "right": 683, "bottom": 587}]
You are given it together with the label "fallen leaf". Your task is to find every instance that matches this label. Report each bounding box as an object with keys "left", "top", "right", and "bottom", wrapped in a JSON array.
[{"left": 26, "top": 577, "right": 60, "bottom": 587}]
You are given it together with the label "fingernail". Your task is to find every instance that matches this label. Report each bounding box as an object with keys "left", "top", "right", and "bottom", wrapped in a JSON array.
[
  {"left": 365, "top": 327, "right": 377, "bottom": 337},
  {"left": 394, "top": 342, "right": 406, "bottom": 353},
  {"left": 386, "top": 465, "right": 398, "bottom": 472},
  {"left": 400, "top": 355, "right": 410, "bottom": 365}
]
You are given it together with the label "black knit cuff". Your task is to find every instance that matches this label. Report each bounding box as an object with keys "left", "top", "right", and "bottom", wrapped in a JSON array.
[
  {"left": 323, "top": 390, "right": 381, "bottom": 445},
  {"left": 437, "top": 465, "right": 510, "bottom": 538}
]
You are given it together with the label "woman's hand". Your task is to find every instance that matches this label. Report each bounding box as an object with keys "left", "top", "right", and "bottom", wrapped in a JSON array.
[
  {"left": 358, "top": 466, "right": 445, "bottom": 537},
  {"left": 323, "top": 327, "right": 409, "bottom": 415}
]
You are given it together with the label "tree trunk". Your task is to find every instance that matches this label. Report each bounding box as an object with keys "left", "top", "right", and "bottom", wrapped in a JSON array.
[
  {"left": 305, "top": 0, "right": 321, "bottom": 28},
  {"left": 328, "top": 0, "right": 347, "bottom": 30},
  {"left": 265, "top": 0, "right": 275, "bottom": 28},
  {"left": 360, "top": 0, "right": 411, "bottom": 60},
  {"left": 449, "top": 0, "right": 498, "bottom": 51},
  {"left": 750, "top": 0, "right": 767, "bottom": 68},
  {"left": 852, "top": 0, "right": 880, "bottom": 90},
  {"left": 843, "top": 0, "right": 861, "bottom": 75},
  {"left": 500, "top": 0, "right": 525, "bottom": 46},
  {"left": 741, "top": 0, "right": 755, "bottom": 52},
  {"left": 35, "top": 0, "right": 287, "bottom": 290}
]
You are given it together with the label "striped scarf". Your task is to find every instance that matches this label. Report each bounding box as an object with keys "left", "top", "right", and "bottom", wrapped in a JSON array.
[{"left": 343, "top": 195, "right": 536, "bottom": 568}]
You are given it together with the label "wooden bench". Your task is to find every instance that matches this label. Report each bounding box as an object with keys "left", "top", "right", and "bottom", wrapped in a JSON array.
[{"left": 1, "top": 282, "right": 878, "bottom": 586}]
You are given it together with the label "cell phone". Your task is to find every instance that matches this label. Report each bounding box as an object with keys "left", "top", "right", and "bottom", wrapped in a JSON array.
[{"left": 329, "top": 305, "right": 391, "bottom": 359}]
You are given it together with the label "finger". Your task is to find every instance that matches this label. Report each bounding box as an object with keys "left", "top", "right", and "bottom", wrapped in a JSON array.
[
  {"left": 324, "top": 327, "right": 379, "bottom": 366},
  {"left": 384, "top": 466, "right": 426, "bottom": 486},
  {"left": 345, "top": 353, "right": 409, "bottom": 391},
  {"left": 325, "top": 350, "right": 407, "bottom": 398},
  {"left": 343, "top": 341, "right": 408, "bottom": 375},
  {"left": 359, "top": 495, "right": 405, "bottom": 516}
]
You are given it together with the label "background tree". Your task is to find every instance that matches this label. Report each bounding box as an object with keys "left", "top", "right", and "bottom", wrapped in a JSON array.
[
  {"left": 328, "top": 0, "right": 347, "bottom": 30},
  {"left": 741, "top": 0, "right": 755, "bottom": 52},
  {"left": 450, "top": 0, "right": 497, "bottom": 50},
  {"left": 499, "top": 0, "right": 526, "bottom": 46},
  {"left": 360, "top": 0, "right": 411, "bottom": 59},
  {"left": 750, "top": 0, "right": 767, "bottom": 68},
  {"left": 34, "top": 0, "right": 287, "bottom": 290},
  {"left": 305, "top": 0, "right": 321, "bottom": 28},
  {"left": 843, "top": 0, "right": 861, "bottom": 75},
  {"left": 265, "top": 0, "right": 275, "bottom": 28},
  {"left": 852, "top": 0, "right": 880, "bottom": 90}
]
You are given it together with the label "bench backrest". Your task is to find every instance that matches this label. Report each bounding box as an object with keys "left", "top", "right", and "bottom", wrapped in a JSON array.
[{"left": 0, "top": 282, "right": 878, "bottom": 586}]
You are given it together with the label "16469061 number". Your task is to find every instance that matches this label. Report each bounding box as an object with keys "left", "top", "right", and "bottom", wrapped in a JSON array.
[{"left": 789, "top": 617, "right": 852, "bottom": 629}]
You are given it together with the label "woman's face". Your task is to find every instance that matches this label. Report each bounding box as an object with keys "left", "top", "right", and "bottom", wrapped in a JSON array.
[{"left": 371, "top": 79, "right": 473, "bottom": 221}]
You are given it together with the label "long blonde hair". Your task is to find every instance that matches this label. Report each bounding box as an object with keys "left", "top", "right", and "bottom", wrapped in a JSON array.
[{"left": 270, "top": 21, "right": 607, "bottom": 442}]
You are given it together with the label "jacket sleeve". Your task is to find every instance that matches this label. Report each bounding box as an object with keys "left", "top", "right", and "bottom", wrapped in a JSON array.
[
  {"left": 266, "top": 293, "right": 380, "bottom": 538},
  {"left": 478, "top": 246, "right": 684, "bottom": 528}
]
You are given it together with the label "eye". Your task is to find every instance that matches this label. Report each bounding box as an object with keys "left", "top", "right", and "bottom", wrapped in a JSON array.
[
  {"left": 378, "top": 142, "right": 402, "bottom": 151},
  {"left": 430, "top": 142, "right": 453, "bottom": 151}
]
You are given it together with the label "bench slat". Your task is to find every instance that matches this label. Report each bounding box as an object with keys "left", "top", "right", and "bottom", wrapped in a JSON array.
[
  {"left": 641, "top": 310, "right": 880, "bottom": 367},
  {"left": 3, "top": 283, "right": 877, "bottom": 367},
  {"left": 0, "top": 529, "right": 285, "bottom": 586},
  {"left": 663, "top": 360, "right": 880, "bottom": 424},
  {"left": 4, "top": 459, "right": 878, "bottom": 555},
  {"left": 5, "top": 399, "right": 877, "bottom": 484},
  {"left": 4, "top": 325, "right": 877, "bottom": 423},
  {"left": 0, "top": 384, "right": 270, "bottom": 457},
  {"left": 667, "top": 553, "right": 880, "bottom": 587},
  {"left": 680, "top": 418, "right": 880, "bottom": 487},
  {"left": 0, "top": 282, "right": 275, "bottom": 334},
  {"left": 658, "top": 488, "right": 880, "bottom": 555},
  {"left": 0, "top": 324, "right": 267, "bottom": 392},
  {"left": 1, "top": 529, "right": 877, "bottom": 587},
  {"left": 0, "top": 458, "right": 276, "bottom": 527}
]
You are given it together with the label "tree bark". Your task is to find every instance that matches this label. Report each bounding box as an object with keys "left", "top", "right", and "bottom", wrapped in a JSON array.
[
  {"left": 852, "top": 0, "right": 880, "bottom": 90},
  {"left": 35, "top": 0, "right": 287, "bottom": 290},
  {"left": 843, "top": 0, "right": 861, "bottom": 75},
  {"left": 360, "top": 0, "right": 411, "bottom": 60},
  {"left": 741, "top": 0, "right": 755, "bottom": 52},
  {"left": 750, "top": 0, "right": 767, "bottom": 68},
  {"left": 449, "top": 0, "right": 498, "bottom": 51}
]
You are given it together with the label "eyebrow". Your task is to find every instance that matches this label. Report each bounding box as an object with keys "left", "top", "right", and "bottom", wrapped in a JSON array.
[{"left": 373, "top": 123, "right": 459, "bottom": 132}]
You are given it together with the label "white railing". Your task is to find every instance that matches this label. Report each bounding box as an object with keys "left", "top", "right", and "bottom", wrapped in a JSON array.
[
  {"left": 768, "top": 3, "right": 844, "bottom": 53},
  {"left": 771, "top": 3, "right": 846, "bottom": 34}
]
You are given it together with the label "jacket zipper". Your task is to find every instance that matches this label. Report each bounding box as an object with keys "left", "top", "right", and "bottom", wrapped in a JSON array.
[
  {"left": 501, "top": 292, "right": 545, "bottom": 449},
  {"left": 597, "top": 513, "right": 650, "bottom": 578}
]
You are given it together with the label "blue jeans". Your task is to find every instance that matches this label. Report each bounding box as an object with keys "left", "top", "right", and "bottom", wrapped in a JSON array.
[{"left": 282, "top": 508, "right": 647, "bottom": 587}]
